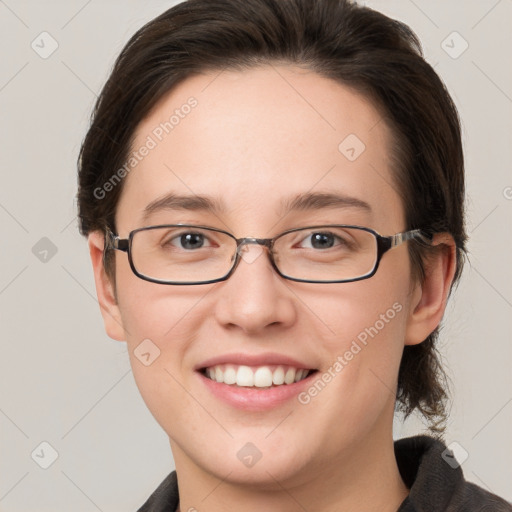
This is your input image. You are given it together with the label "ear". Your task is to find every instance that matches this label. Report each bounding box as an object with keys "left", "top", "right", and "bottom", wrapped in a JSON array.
[
  {"left": 405, "top": 233, "right": 457, "bottom": 346},
  {"left": 88, "top": 231, "right": 126, "bottom": 342}
]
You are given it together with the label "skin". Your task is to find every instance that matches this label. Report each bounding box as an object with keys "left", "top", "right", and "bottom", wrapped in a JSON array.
[{"left": 88, "top": 64, "right": 456, "bottom": 511}]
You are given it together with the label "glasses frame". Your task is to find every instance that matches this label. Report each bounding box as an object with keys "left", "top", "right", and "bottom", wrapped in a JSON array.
[{"left": 105, "top": 224, "right": 433, "bottom": 285}]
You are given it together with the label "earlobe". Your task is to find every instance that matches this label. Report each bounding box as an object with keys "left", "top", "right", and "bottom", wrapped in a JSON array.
[
  {"left": 404, "top": 234, "right": 458, "bottom": 346},
  {"left": 88, "top": 231, "right": 126, "bottom": 342}
]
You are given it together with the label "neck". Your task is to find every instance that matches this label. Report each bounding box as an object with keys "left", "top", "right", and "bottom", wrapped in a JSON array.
[{"left": 172, "top": 425, "right": 408, "bottom": 512}]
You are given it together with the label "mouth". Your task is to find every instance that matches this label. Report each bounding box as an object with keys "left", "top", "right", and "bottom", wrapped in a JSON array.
[
  {"left": 194, "top": 353, "right": 320, "bottom": 410},
  {"left": 199, "top": 364, "right": 318, "bottom": 389}
]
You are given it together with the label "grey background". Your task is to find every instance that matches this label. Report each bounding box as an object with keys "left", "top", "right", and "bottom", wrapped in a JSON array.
[{"left": 0, "top": 0, "right": 511, "bottom": 510}]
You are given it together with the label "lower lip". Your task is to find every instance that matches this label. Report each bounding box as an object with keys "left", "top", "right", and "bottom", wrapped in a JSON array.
[{"left": 197, "top": 371, "right": 317, "bottom": 411}]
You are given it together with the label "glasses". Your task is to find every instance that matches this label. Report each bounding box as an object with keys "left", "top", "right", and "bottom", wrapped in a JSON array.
[{"left": 105, "top": 224, "right": 432, "bottom": 285}]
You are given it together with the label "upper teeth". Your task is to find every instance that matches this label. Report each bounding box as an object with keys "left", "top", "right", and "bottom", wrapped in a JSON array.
[{"left": 205, "top": 365, "right": 311, "bottom": 388}]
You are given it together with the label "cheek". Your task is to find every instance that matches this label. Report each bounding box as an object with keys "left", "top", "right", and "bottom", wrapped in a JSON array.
[
  {"left": 114, "top": 265, "right": 219, "bottom": 426},
  {"left": 306, "top": 263, "right": 410, "bottom": 354},
  {"left": 299, "top": 264, "right": 411, "bottom": 410},
  {"left": 114, "top": 250, "right": 203, "bottom": 341},
  {"left": 119, "top": 287, "right": 199, "bottom": 433},
  {"left": 322, "top": 290, "right": 407, "bottom": 393},
  {"left": 293, "top": 292, "right": 408, "bottom": 456}
]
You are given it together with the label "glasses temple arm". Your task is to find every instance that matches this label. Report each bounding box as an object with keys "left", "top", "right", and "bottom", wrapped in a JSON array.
[
  {"left": 389, "top": 229, "right": 433, "bottom": 248},
  {"left": 104, "top": 229, "right": 129, "bottom": 252}
]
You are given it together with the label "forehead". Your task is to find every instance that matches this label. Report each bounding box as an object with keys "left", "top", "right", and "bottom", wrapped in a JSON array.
[{"left": 117, "top": 64, "right": 403, "bottom": 233}]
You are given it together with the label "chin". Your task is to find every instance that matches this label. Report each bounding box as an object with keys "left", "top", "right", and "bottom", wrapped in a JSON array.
[{"left": 204, "top": 455, "right": 311, "bottom": 490}]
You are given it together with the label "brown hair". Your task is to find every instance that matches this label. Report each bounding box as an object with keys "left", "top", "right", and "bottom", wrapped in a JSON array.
[{"left": 77, "top": 0, "right": 466, "bottom": 433}]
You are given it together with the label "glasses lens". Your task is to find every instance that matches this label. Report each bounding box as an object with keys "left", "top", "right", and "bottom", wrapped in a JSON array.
[
  {"left": 129, "top": 225, "right": 378, "bottom": 284},
  {"left": 131, "top": 226, "right": 236, "bottom": 283},
  {"left": 274, "top": 226, "right": 377, "bottom": 282}
]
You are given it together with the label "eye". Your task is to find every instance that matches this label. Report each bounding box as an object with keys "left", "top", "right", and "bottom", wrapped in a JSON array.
[
  {"left": 299, "top": 231, "right": 347, "bottom": 250},
  {"left": 164, "top": 231, "right": 214, "bottom": 250}
]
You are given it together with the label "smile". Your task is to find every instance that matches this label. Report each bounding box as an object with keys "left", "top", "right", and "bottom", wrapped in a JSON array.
[{"left": 201, "top": 364, "right": 315, "bottom": 388}]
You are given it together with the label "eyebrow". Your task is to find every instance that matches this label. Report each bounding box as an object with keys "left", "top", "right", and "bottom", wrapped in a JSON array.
[
  {"left": 142, "top": 190, "right": 371, "bottom": 221},
  {"left": 281, "top": 191, "right": 371, "bottom": 214},
  {"left": 142, "top": 193, "right": 227, "bottom": 222}
]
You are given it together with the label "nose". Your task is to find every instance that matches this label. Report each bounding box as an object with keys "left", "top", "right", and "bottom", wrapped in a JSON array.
[{"left": 213, "top": 242, "right": 297, "bottom": 334}]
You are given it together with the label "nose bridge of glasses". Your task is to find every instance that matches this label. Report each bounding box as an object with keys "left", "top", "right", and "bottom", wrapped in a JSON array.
[{"left": 235, "top": 237, "right": 273, "bottom": 255}]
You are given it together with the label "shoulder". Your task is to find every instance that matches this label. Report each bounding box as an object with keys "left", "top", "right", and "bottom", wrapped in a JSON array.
[
  {"left": 455, "top": 481, "right": 512, "bottom": 511},
  {"left": 395, "top": 435, "right": 511, "bottom": 511},
  {"left": 136, "top": 470, "right": 179, "bottom": 512}
]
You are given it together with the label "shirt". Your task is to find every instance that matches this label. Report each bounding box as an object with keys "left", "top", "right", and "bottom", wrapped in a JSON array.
[{"left": 137, "top": 435, "right": 512, "bottom": 511}]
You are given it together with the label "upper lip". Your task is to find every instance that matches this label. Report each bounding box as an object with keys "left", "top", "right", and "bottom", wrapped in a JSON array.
[{"left": 195, "top": 352, "right": 317, "bottom": 371}]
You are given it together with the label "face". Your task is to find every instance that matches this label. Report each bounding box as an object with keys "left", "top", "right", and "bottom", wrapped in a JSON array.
[{"left": 94, "top": 65, "right": 428, "bottom": 488}]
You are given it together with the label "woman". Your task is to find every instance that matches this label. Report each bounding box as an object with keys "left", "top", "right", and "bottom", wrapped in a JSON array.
[{"left": 77, "top": 0, "right": 512, "bottom": 510}]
